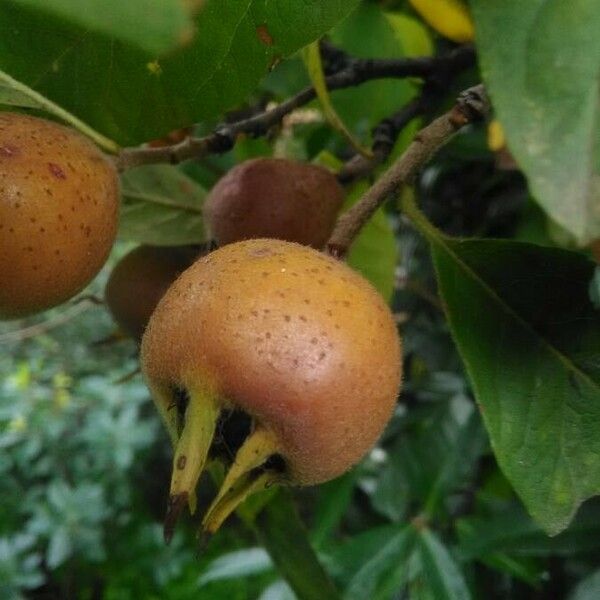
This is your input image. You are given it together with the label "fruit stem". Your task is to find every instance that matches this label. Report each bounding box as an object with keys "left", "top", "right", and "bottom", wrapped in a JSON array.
[{"left": 202, "top": 426, "right": 283, "bottom": 534}]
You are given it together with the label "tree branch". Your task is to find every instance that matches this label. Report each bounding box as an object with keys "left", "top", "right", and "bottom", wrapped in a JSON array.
[
  {"left": 115, "top": 45, "right": 475, "bottom": 171},
  {"left": 326, "top": 85, "right": 491, "bottom": 258},
  {"left": 337, "top": 46, "right": 477, "bottom": 185}
]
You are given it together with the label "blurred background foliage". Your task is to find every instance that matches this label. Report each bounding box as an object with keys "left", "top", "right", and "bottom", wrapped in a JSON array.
[{"left": 2, "top": 0, "right": 600, "bottom": 599}]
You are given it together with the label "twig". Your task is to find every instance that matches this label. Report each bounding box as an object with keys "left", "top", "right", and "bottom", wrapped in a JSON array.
[
  {"left": 326, "top": 84, "right": 491, "bottom": 258},
  {"left": 337, "top": 48, "right": 477, "bottom": 184},
  {"left": 336, "top": 96, "right": 426, "bottom": 184},
  {"left": 115, "top": 46, "right": 476, "bottom": 171}
]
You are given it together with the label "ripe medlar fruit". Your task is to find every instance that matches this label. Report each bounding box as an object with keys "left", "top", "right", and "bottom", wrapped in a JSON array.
[
  {"left": 105, "top": 245, "right": 202, "bottom": 342},
  {"left": 0, "top": 112, "right": 119, "bottom": 319},
  {"left": 141, "top": 239, "right": 401, "bottom": 537},
  {"left": 203, "top": 158, "right": 344, "bottom": 249}
]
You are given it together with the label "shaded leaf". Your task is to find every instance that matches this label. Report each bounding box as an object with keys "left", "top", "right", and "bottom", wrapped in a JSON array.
[
  {"left": 311, "top": 470, "right": 357, "bottom": 547},
  {"left": 0, "top": 0, "right": 360, "bottom": 144},
  {"left": 345, "top": 525, "right": 415, "bottom": 600},
  {"left": 457, "top": 503, "right": 600, "bottom": 558},
  {"left": 404, "top": 196, "right": 600, "bottom": 534},
  {"left": 417, "top": 529, "right": 471, "bottom": 600},
  {"left": 119, "top": 165, "right": 207, "bottom": 245},
  {"left": 471, "top": 0, "right": 600, "bottom": 243},
  {"left": 0, "top": 69, "right": 119, "bottom": 152}
]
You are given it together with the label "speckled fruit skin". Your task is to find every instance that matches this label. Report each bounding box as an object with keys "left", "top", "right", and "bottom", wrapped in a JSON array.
[
  {"left": 0, "top": 112, "right": 119, "bottom": 319},
  {"left": 203, "top": 158, "right": 344, "bottom": 249},
  {"left": 142, "top": 239, "right": 402, "bottom": 485},
  {"left": 105, "top": 245, "right": 201, "bottom": 342}
]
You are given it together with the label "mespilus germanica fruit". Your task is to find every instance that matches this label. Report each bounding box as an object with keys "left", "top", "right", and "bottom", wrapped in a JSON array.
[
  {"left": 141, "top": 238, "right": 402, "bottom": 538},
  {"left": 0, "top": 112, "right": 119, "bottom": 319},
  {"left": 105, "top": 245, "right": 202, "bottom": 342},
  {"left": 203, "top": 158, "right": 344, "bottom": 249}
]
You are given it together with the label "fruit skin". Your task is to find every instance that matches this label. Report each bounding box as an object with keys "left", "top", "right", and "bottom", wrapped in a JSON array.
[
  {"left": 203, "top": 158, "right": 344, "bottom": 249},
  {"left": 0, "top": 112, "right": 119, "bottom": 319},
  {"left": 142, "top": 238, "right": 401, "bottom": 486},
  {"left": 105, "top": 245, "right": 201, "bottom": 342}
]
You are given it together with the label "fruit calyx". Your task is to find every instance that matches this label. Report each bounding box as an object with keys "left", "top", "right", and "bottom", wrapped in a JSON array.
[{"left": 159, "top": 382, "right": 287, "bottom": 542}]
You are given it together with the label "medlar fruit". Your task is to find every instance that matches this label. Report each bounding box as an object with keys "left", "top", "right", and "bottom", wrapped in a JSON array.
[
  {"left": 105, "top": 245, "right": 201, "bottom": 342},
  {"left": 0, "top": 112, "right": 119, "bottom": 319},
  {"left": 203, "top": 158, "right": 344, "bottom": 249},
  {"left": 141, "top": 238, "right": 401, "bottom": 537}
]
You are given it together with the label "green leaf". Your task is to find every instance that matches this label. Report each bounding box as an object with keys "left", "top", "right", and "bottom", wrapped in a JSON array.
[
  {"left": 329, "top": 3, "right": 415, "bottom": 131},
  {"left": 569, "top": 570, "right": 600, "bottom": 600},
  {"left": 457, "top": 503, "right": 600, "bottom": 559},
  {"left": 345, "top": 182, "right": 397, "bottom": 301},
  {"left": 119, "top": 165, "right": 207, "bottom": 245},
  {"left": 198, "top": 548, "right": 272, "bottom": 586},
  {"left": 345, "top": 526, "right": 415, "bottom": 600},
  {"left": 470, "top": 0, "right": 600, "bottom": 244},
  {"left": 321, "top": 525, "right": 405, "bottom": 585},
  {"left": 0, "top": 0, "right": 360, "bottom": 144},
  {"left": 423, "top": 401, "right": 487, "bottom": 516},
  {"left": 417, "top": 529, "right": 471, "bottom": 600},
  {"left": 384, "top": 12, "right": 434, "bottom": 58},
  {"left": 255, "top": 489, "right": 342, "bottom": 600},
  {"left": 8, "top": 0, "right": 194, "bottom": 55},
  {"left": 311, "top": 470, "right": 357, "bottom": 547},
  {"left": 373, "top": 397, "right": 486, "bottom": 520},
  {"left": 403, "top": 197, "right": 600, "bottom": 534},
  {"left": 0, "top": 69, "right": 119, "bottom": 152}
]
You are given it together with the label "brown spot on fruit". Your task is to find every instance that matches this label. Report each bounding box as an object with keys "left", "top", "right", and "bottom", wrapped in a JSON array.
[
  {"left": 0, "top": 112, "right": 120, "bottom": 319},
  {"left": 203, "top": 158, "right": 344, "bottom": 249},
  {"left": 48, "top": 162, "right": 66, "bottom": 179}
]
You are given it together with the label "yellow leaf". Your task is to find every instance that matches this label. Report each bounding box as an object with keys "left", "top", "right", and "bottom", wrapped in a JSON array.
[
  {"left": 385, "top": 12, "right": 434, "bottom": 57},
  {"left": 409, "top": 0, "right": 474, "bottom": 43},
  {"left": 487, "top": 119, "right": 506, "bottom": 152}
]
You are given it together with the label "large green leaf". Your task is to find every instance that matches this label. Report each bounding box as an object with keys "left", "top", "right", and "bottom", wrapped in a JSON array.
[
  {"left": 8, "top": 0, "right": 194, "bottom": 55},
  {"left": 255, "top": 489, "right": 342, "bottom": 600},
  {"left": 119, "top": 165, "right": 207, "bottom": 245},
  {"left": 404, "top": 198, "right": 600, "bottom": 534},
  {"left": 0, "top": 0, "right": 360, "bottom": 145},
  {"left": 470, "top": 0, "right": 600, "bottom": 244}
]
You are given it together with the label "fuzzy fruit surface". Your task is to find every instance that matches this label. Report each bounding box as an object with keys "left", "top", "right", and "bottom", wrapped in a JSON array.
[
  {"left": 0, "top": 112, "right": 119, "bottom": 319},
  {"left": 203, "top": 158, "right": 344, "bottom": 249},
  {"left": 142, "top": 239, "right": 402, "bottom": 486},
  {"left": 105, "top": 245, "right": 202, "bottom": 342}
]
